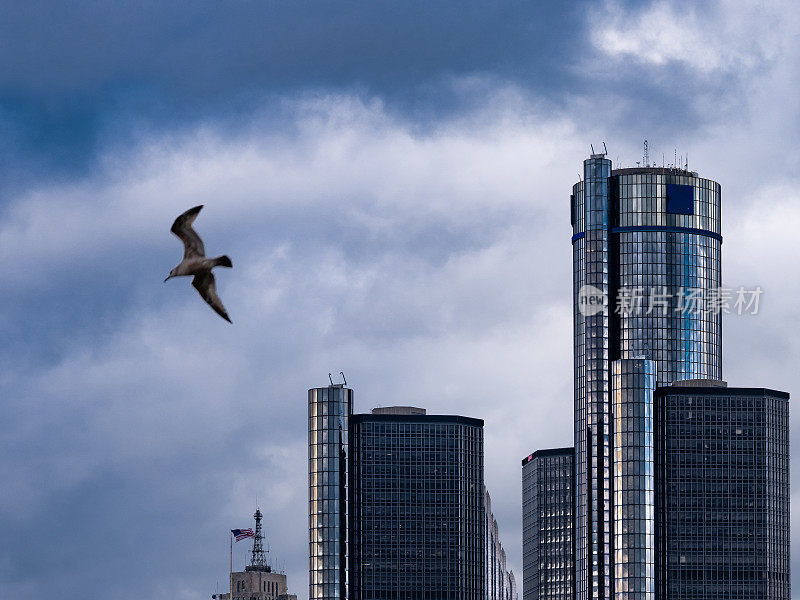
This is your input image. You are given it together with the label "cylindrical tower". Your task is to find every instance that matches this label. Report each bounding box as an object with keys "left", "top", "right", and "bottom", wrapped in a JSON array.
[
  {"left": 572, "top": 153, "right": 614, "bottom": 600},
  {"left": 611, "top": 358, "right": 656, "bottom": 600},
  {"left": 308, "top": 384, "right": 353, "bottom": 600},
  {"left": 571, "top": 154, "right": 722, "bottom": 600},
  {"left": 610, "top": 167, "right": 722, "bottom": 381}
]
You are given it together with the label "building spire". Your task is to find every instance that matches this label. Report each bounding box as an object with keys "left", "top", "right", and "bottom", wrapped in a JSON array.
[{"left": 246, "top": 508, "right": 270, "bottom": 572}]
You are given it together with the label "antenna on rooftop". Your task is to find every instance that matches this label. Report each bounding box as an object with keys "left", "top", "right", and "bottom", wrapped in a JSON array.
[
  {"left": 591, "top": 144, "right": 595, "bottom": 155},
  {"left": 340, "top": 372, "right": 347, "bottom": 385},
  {"left": 602, "top": 141, "right": 608, "bottom": 154},
  {"left": 643, "top": 140, "right": 649, "bottom": 167},
  {"left": 329, "top": 373, "right": 334, "bottom": 386},
  {"left": 246, "top": 509, "right": 270, "bottom": 572}
]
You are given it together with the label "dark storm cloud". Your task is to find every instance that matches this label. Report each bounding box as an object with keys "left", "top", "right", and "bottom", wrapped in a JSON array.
[
  {"left": 0, "top": 0, "right": 594, "bottom": 188},
  {"left": 0, "top": 1, "right": 588, "bottom": 96},
  {"left": 0, "top": 0, "right": 765, "bottom": 193}
]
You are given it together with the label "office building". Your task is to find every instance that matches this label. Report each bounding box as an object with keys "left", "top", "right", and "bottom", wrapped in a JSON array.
[
  {"left": 308, "top": 385, "right": 353, "bottom": 600},
  {"left": 571, "top": 156, "right": 723, "bottom": 600},
  {"left": 521, "top": 448, "right": 574, "bottom": 600},
  {"left": 656, "top": 382, "right": 790, "bottom": 600},
  {"left": 308, "top": 391, "right": 517, "bottom": 600},
  {"left": 487, "top": 489, "right": 518, "bottom": 600},
  {"left": 348, "top": 406, "right": 486, "bottom": 600},
  {"left": 561, "top": 149, "right": 791, "bottom": 600},
  {"left": 213, "top": 509, "right": 298, "bottom": 600}
]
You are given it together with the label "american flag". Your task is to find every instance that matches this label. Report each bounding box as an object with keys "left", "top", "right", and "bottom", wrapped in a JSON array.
[{"left": 231, "top": 528, "right": 255, "bottom": 542}]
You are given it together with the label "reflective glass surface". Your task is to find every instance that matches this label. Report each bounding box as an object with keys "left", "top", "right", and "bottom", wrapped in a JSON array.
[
  {"left": 613, "top": 170, "right": 722, "bottom": 384},
  {"left": 308, "top": 386, "right": 352, "bottom": 600},
  {"left": 348, "top": 416, "right": 485, "bottom": 600},
  {"left": 487, "top": 490, "right": 518, "bottom": 600},
  {"left": 522, "top": 449, "right": 574, "bottom": 600},
  {"left": 656, "top": 389, "right": 790, "bottom": 600},
  {"left": 612, "top": 359, "right": 656, "bottom": 600},
  {"left": 572, "top": 163, "right": 723, "bottom": 600},
  {"left": 573, "top": 155, "right": 613, "bottom": 600}
]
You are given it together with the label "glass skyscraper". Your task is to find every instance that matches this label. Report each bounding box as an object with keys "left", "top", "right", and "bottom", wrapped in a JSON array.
[
  {"left": 521, "top": 448, "right": 574, "bottom": 600},
  {"left": 487, "top": 489, "right": 518, "bottom": 600},
  {"left": 348, "top": 408, "right": 486, "bottom": 600},
  {"left": 308, "top": 385, "right": 353, "bottom": 600},
  {"left": 655, "top": 383, "right": 790, "bottom": 600},
  {"left": 309, "top": 395, "right": 517, "bottom": 600},
  {"left": 524, "top": 150, "right": 789, "bottom": 600},
  {"left": 611, "top": 359, "right": 656, "bottom": 600},
  {"left": 572, "top": 156, "right": 723, "bottom": 600}
]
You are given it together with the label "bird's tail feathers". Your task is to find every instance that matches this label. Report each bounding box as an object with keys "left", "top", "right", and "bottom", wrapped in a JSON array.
[{"left": 212, "top": 255, "right": 233, "bottom": 268}]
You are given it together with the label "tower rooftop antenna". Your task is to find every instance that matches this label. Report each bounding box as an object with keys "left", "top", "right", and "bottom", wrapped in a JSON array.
[{"left": 245, "top": 508, "right": 271, "bottom": 572}]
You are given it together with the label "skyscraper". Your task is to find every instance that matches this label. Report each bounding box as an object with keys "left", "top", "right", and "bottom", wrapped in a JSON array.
[
  {"left": 571, "top": 156, "right": 722, "bottom": 600},
  {"left": 656, "top": 382, "right": 790, "bottom": 599},
  {"left": 308, "top": 385, "right": 353, "bottom": 600},
  {"left": 521, "top": 448, "right": 574, "bottom": 600},
  {"left": 308, "top": 391, "right": 517, "bottom": 600},
  {"left": 487, "top": 488, "right": 519, "bottom": 600},
  {"left": 559, "top": 149, "right": 789, "bottom": 600},
  {"left": 212, "top": 509, "right": 298, "bottom": 600},
  {"left": 348, "top": 407, "right": 486, "bottom": 600}
]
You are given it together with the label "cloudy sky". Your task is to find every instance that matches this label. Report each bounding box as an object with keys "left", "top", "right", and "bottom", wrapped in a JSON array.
[{"left": 2, "top": 1, "right": 800, "bottom": 598}]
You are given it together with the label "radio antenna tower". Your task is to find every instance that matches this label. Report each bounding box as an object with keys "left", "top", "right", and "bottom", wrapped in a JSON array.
[
  {"left": 246, "top": 508, "right": 270, "bottom": 572},
  {"left": 643, "top": 140, "right": 649, "bottom": 167}
]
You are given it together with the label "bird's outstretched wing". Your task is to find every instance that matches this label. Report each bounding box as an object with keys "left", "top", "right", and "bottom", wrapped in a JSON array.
[
  {"left": 192, "top": 271, "right": 232, "bottom": 323},
  {"left": 171, "top": 205, "right": 206, "bottom": 259}
]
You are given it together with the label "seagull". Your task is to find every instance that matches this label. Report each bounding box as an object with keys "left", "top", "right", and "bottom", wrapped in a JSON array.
[{"left": 164, "top": 205, "right": 233, "bottom": 323}]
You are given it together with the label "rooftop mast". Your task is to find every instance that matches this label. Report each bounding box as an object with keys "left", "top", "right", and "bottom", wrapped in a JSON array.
[{"left": 246, "top": 509, "right": 270, "bottom": 572}]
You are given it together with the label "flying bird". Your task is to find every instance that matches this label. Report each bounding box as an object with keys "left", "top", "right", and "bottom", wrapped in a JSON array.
[{"left": 164, "top": 205, "right": 233, "bottom": 323}]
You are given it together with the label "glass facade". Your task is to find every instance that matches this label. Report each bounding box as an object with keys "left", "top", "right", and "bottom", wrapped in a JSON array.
[
  {"left": 522, "top": 448, "right": 574, "bottom": 600},
  {"left": 308, "top": 385, "right": 353, "bottom": 600},
  {"left": 612, "top": 168, "right": 722, "bottom": 382},
  {"left": 611, "top": 359, "right": 656, "bottom": 600},
  {"left": 573, "top": 155, "right": 614, "bottom": 600},
  {"left": 348, "top": 413, "right": 485, "bottom": 600},
  {"left": 656, "top": 386, "right": 790, "bottom": 600},
  {"left": 486, "top": 489, "right": 518, "bottom": 600},
  {"left": 572, "top": 159, "right": 723, "bottom": 600}
]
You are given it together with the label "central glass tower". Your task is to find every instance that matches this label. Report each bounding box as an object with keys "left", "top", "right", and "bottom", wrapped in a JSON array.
[{"left": 571, "top": 153, "right": 722, "bottom": 600}]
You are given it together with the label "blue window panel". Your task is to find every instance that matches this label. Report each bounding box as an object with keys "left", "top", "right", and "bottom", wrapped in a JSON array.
[
  {"left": 570, "top": 194, "right": 576, "bottom": 226},
  {"left": 666, "top": 184, "right": 694, "bottom": 215}
]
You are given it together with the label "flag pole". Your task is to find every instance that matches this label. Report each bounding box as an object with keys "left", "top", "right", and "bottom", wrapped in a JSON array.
[{"left": 229, "top": 531, "right": 233, "bottom": 600}]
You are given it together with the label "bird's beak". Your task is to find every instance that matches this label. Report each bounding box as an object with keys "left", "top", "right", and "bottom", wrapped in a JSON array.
[{"left": 164, "top": 274, "right": 172, "bottom": 282}]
